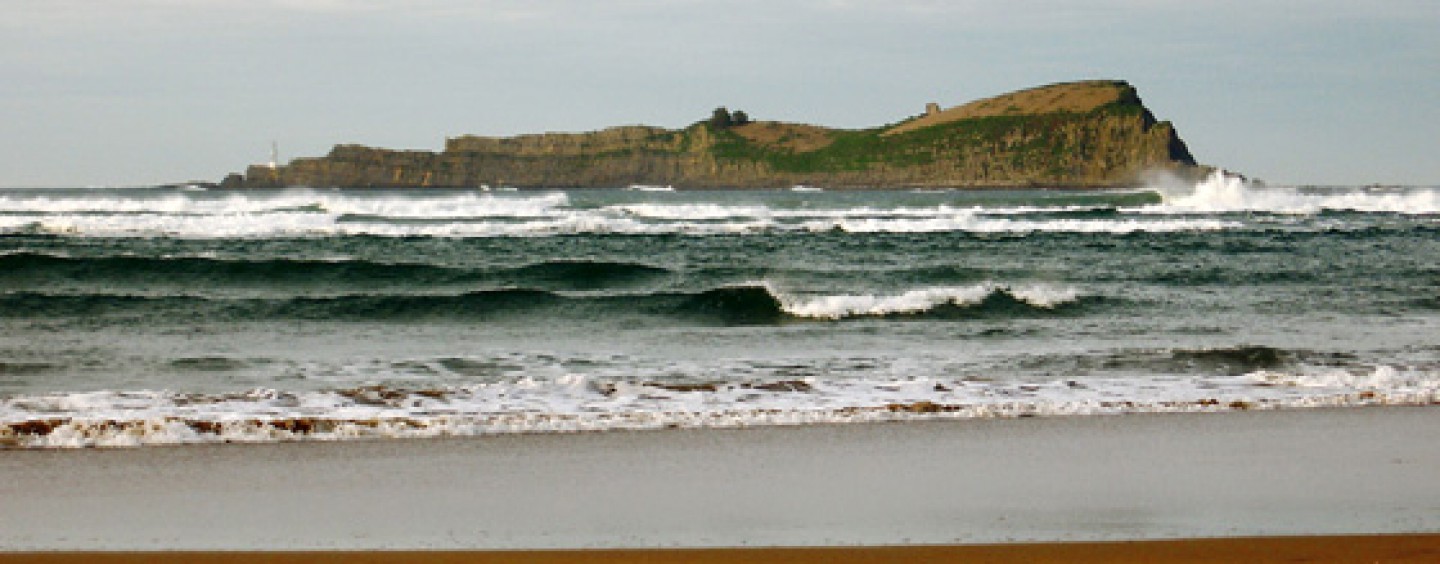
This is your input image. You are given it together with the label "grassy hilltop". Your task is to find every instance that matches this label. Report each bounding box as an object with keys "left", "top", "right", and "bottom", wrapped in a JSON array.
[{"left": 223, "top": 80, "right": 1206, "bottom": 189}]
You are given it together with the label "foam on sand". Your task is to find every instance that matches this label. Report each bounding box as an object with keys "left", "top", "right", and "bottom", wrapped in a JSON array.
[{"left": 4, "top": 364, "right": 1436, "bottom": 448}]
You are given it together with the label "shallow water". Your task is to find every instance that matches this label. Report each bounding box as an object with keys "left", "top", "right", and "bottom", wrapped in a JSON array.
[{"left": 2, "top": 173, "right": 1438, "bottom": 447}]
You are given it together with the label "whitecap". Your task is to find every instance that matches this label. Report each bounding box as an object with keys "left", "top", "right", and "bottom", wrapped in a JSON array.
[
  {"left": 775, "top": 283, "right": 1081, "bottom": 319},
  {"left": 1147, "top": 171, "right": 1440, "bottom": 215}
]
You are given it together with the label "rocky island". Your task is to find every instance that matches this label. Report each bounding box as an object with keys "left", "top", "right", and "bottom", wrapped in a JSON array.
[{"left": 220, "top": 80, "right": 1209, "bottom": 189}]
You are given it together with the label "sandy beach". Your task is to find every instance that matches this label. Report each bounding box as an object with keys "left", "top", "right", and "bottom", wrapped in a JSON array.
[
  {"left": 3, "top": 407, "right": 1438, "bottom": 552},
  {"left": 2, "top": 536, "right": 1440, "bottom": 564}
]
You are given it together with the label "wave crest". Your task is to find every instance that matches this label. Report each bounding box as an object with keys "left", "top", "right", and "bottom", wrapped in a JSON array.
[
  {"left": 1, "top": 188, "right": 1235, "bottom": 238},
  {"left": 0, "top": 190, "right": 570, "bottom": 217},
  {"left": 1154, "top": 171, "right": 1440, "bottom": 214},
  {"left": 0, "top": 283, "right": 1086, "bottom": 323},
  {"left": 1249, "top": 365, "right": 1440, "bottom": 390},
  {"left": 777, "top": 283, "right": 1081, "bottom": 320}
]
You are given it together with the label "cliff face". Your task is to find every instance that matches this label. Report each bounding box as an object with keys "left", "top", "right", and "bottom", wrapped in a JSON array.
[{"left": 223, "top": 80, "right": 1206, "bottom": 189}]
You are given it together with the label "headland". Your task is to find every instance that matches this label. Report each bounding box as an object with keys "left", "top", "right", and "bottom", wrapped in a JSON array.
[{"left": 220, "top": 80, "right": 1209, "bottom": 189}]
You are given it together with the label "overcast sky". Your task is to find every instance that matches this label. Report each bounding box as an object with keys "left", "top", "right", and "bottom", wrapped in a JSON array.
[{"left": 3, "top": 0, "right": 1436, "bottom": 187}]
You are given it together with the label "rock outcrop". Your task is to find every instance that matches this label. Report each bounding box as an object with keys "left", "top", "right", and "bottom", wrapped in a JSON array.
[{"left": 221, "top": 80, "right": 1207, "bottom": 189}]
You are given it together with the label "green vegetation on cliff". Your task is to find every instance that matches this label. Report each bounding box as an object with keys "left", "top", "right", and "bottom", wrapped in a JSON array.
[{"left": 222, "top": 80, "right": 1205, "bottom": 189}]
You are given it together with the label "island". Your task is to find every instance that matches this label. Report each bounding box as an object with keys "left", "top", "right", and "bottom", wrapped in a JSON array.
[{"left": 219, "top": 80, "right": 1209, "bottom": 190}]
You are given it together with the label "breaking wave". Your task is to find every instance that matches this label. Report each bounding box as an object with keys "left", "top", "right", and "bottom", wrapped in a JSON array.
[
  {"left": 777, "top": 284, "right": 1080, "bottom": 319},
  {"left": 0, "top": 212, "right": 1234, "bottom": 238},
  {"left": 3, "top": 178, "right": 1434, "bottom": 240},
  {"left": 0, "top": 187, "right": 1238, "bottom": 238},
  {"left": 0, "top": 283, "right": 1087, "bottom": 323},
  {"left": 0, "top": 190, "right": 571, "bottom": 217},
  {"left": 1150, "top": 171, "right": 1440, "bottom": 215}
]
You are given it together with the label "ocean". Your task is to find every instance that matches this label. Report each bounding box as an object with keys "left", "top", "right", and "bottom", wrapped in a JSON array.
[{"left": 1, "top": 173, "right": 1437, "bottom": 448}]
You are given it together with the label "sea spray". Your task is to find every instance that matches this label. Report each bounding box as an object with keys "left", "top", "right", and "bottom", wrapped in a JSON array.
[{"left": 1151, "top": 170, "right": 1440, "bottom": 214}]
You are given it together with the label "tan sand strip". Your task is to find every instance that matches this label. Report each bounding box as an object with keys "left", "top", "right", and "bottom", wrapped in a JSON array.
[{"left": 4, "top": 535, "right": 1440, "bottom": 564}]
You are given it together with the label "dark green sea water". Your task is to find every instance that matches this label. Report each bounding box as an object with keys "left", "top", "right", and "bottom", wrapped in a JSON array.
[{"left": 2, "top": 174, "right": 1437, "bottom": 447}]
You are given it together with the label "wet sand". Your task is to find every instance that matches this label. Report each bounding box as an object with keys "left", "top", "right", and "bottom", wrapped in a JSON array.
[
  {"left": 2, "top": 408, "right": 1439, "bottom": 550},
  {"left": 5, "top": 535, "right": 1440, "bottom": 564}
]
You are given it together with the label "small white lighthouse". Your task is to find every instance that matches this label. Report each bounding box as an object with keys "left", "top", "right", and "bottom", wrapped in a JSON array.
[{"left": 268, "top": 141, "right": 279, "bottom": 170}]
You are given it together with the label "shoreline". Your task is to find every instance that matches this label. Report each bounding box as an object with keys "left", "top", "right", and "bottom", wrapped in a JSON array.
[
  {"left": 5, "top": 401, "right": 1438, "bottom": 451},
  {"left": 195, "top": 181, "right": 1154, "bottom": 192},
  {"left": 4, "top": 407, "right": 1438, "bottom": 550},
  {"left": 5, "top": 535, "right": 1440, "bottom": 563}
]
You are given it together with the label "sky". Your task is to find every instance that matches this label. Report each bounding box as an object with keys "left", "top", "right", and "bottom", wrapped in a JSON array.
[{"left": 2, "top": 0, "right": 1437, "bottom": 187}]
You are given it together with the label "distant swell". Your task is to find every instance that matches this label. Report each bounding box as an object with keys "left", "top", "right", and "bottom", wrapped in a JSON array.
[
  {"left": 508, "top": 260, "right": 671, "bottom": 290},
  {"left": 0, "top": 283, "right": 1088, "bottom": 323},
  {"left": 0, "top": 190, "right": 571, "bottom": 216},
  {"left": 0, "top": 252, "right": 471, "bottom": 286},
  {"left": 0, "top": 253, "right": 670, "bottom": 291}
]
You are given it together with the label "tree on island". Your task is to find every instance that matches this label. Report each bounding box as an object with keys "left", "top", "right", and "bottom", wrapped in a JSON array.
[
  {"left": 708, "top": 107, "right": 752, "bottom": 130},
  {"left": 709, "top": 107, "right": 733, "bottom": 129}
]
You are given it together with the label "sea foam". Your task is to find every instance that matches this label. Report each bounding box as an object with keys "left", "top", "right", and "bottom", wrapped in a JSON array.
[
  {"left": 1151, "top": 171, "right": 1440, "bottom": 214},
  {"left": 0, "top": 187, "right": 1238, "bottom": 238},
  {"left": 0, "top": 190, "right": 571, "bottom": 217},
  {"left": 777, "top": 283, "right": 1078, "bottom": 319},
  {"left": 4, "top": 363, "right": 1436, "bottom": 448}
]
